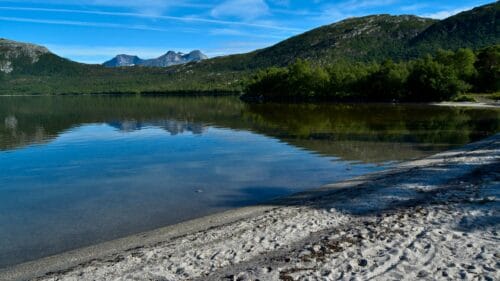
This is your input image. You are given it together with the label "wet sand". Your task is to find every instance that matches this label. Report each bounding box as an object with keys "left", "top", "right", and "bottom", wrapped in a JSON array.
[{"left": 1, "top": 134, "right": 499, "bottom": 281}]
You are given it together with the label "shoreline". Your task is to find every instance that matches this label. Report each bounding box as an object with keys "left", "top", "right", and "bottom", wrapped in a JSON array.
[
  {"left": 431, "top": 101, "right": 500, "bottom": 108},
  {"left": 0, "top": 94, "right": 499, "bottom": 109},
  {"left": 1, "top": 134, "right": 499, "bottom": 281}
]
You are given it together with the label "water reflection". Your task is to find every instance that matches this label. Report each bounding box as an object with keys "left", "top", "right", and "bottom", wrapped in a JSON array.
[
  {"left": 1, "top": 96, "right": 499, "bottom": 162},
  {"left": 0, "top": 96, "right": 498, "bottom": 268},
  {"left": 108, "top": 120, "right": 206, "bottom": 135},
  {"left": 4, "top": 115, "right": 17, "bottom": 129},
  {"left": 242, "top": 103, "right": 500, "bottom": 161},
  {"left": 1, "top": 123, "right": 376, "bottom": 268}
]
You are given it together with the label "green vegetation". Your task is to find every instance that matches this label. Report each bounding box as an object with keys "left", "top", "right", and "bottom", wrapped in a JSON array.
[
  {"left": 490, "top": 93, "right": 500, "bottom": 101},
  {"left": 409, "top": 2, "right": 500, "bottom": 56},
  {"left": 0, "top": 53, "right": 246, "bottom": 95},
  {"left": 183, "top": 2, "right": 498, "bottom": 72},
  {"left": 1, "top": 96, "right": 499, "bottom": 162},
  {"left": 242, "top": 102, "right": 500, "bottom": 155},
  {"left": 242, "top": 46, "right": 500, "bottom": 102},
  {"left": 474, "top": 45, "right": 500, "bottom": 93},
  {"left": 452, "top": 95, "right": 477, "bottom": 102},
  {"left": 0, "top": 2, "right": 498, "bottom": 97}
]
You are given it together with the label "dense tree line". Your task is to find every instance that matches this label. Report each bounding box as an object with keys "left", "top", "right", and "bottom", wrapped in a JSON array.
[
  {"left": 242, "top": 45, "right": 500, "bottom": 102},
  {"left": 0, "top": 54, "right": 247, "bottom": 95}
]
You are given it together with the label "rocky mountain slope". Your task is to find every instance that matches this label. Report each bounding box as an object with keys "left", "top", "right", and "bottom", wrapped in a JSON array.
[
  {"left": 103, "top": 50, "right": 208, "bottom": 67},
  {"left": 0, "top": 38, "right": 51, "bottom": 74},
  {"left": 0, "top": 2, "right": 498, "bottom": 94},
  {"left": 409, "top": 1, "right": 500, "bottom": 56}
]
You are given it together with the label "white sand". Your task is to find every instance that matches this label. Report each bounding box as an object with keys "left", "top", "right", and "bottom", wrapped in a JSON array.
[
  {"left": 431, "top": 101, "right": 499, "bottom": 108},
  {"left": 2, "top": 135, "right": 499, "bottom": 281}
]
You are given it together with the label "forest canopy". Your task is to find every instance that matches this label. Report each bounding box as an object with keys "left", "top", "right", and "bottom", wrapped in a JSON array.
[{"left": 242, "top": 45, "right": 500, "bottom": 102}]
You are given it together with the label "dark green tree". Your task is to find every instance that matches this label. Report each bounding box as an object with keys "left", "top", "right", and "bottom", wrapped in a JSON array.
[
  {"left": 286, "top": 59, "right": 329, "bottom": 99},
  {"left": 244, "top": 67, "right": 288, "bottom": 100},
  {"left": 364, "top": 60, "right": 410, "bottom": 101},
  {"left": 435, "top": 48, "right": 477, "bottom": 82},
  {"left": 406, "top": 56, "right": 470, "bottom": 101},
  {"left": 474, "top": 45, "right": 500, "bottom": 92}
]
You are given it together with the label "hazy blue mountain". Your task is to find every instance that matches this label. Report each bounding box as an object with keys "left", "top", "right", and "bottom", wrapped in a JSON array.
[
  {"left": 102, "top": 54, "right": 142, "bottom": 67},
  {"left": 0, "top": 2, "right": 498, "bottom": 95},
  {"left": 103, "top": 50, "right": 208, "bottom": 67}
]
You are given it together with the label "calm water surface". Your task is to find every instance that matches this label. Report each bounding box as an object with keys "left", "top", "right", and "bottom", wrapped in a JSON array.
[{"left": 0, "top": 96, "right": 499, "bottom": 268}]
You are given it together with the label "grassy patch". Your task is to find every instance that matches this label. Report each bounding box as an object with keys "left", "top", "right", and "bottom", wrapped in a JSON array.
[
  {"left": 489, "top": 93, "right": 500, "bottom": 101},
  {"left": 468, "top": 92, "right": 500, "bottom": 101},
  {"left": 452, "top": 94, "right": 477, "bottom": 102}
]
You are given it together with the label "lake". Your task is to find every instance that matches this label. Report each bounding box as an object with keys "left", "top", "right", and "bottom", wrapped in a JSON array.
[{"left": 0, "top": 95, "right": 499, "bottom": 268}]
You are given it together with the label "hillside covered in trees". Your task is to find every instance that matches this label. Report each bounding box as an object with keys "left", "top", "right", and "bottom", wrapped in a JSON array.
[
  {"left": 0, "top": 1, "right": 498, "bottom": 99},
  {"left": 242, "top": 45, "right": 500, "bottom": 102}
]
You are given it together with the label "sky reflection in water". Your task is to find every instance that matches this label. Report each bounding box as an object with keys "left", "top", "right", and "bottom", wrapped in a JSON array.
[{"left": 0, "top": 96, "right": 498, "bottom": 268}]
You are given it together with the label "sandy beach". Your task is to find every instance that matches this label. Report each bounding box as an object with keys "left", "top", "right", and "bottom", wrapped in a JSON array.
[
  {"left": 1, "top": 134, "right": 499, "bottom": 281},
  {"left": 432, "top": 101, "right": 500, "bottom": 108}
]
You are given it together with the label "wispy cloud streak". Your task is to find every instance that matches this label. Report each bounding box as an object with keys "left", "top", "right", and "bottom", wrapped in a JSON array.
[
  {"left": 0, "top": 16, "right": 171, "bottom": 31},
  {"left": 0, "top": 0, "right": 211, "bottom": 15},
  {"left": 421, "top": 6, "right": 471, "bottom": 19},
  {"left": 0, "top": 6, "right": 303, "bottom": 32}
]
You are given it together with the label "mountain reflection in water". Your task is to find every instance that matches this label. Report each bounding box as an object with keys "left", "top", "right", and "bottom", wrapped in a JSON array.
[
  {"left": 1, "top": 96, "right": 498, "bottom": 162},
  {"left": 0, "top": 96, "right": 498, "bottom": 268}
]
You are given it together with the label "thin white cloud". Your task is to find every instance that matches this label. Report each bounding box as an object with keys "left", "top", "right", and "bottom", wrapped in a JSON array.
[
  {"left": 0, "top": 16, "right": 170, "bottom": 31},
  {"left": 209, "top": 28, "right": 285, "bottom": 39},
  {"left": 0, "top": 6, "right": 302, "bottom": 32},
  {"left": 421, "top": 7, "right": 471, "bottom": 19},
  {"left": 0, "top": 0, "right": 209, "bottom": 15},
  {"left": 399, "top": 3, "right": 430, "bottom": 12},
  {"left": 211, "top": 0, "right": 270, "bottom": 20},
  {"left": 311, "top": 0, "right": 398, "bottom": 25},
  {"left": 209, "top": 28, "right": 244, "bottom": 36},
  {"left": 89, "top": 0, "right": 210, "bottom": 16},
  {"left": 336, "top": 0, "right": 398, "bottom": 11},
  {"left": 269, "top": 0, "right": 290, "bottom": 7},
  {"left": 272, "top": 8, "right": 319, "bottom": 16},
  {"left": 204, "top": 41, "right": 276, "bottom": 57}
]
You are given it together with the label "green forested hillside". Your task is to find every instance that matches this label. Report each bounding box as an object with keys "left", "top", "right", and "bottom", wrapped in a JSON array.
[
  {"left": 243, "top": 45, "right": 499, "bottom": 102},
  {"left": 409, "top": 2, "right": 500, "bottom": 56},
  {"left": 0, "top": 51, "right": 245, "bottom": 95},
  {"left": 191, "top": 15, "right": 436, "bottom": 72},
  {"left": 0, "top": 2, "right": 498, "bottom": 96},
  {"left": 177, "top": 2, "right": 499, "bottom": 73}
]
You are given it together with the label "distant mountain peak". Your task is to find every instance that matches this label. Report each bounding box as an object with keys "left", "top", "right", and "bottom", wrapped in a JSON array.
[
  {"left": 103, "top": 50, "right": 208, "bottom": 67},
  {"left": 106, "top": 54, "right": 142, "bottom": 67},
  {"left": 186, "top": 50, "right": 208, "bottom": 60}
]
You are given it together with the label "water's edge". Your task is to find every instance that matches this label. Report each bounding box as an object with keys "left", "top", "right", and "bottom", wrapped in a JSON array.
[{"left": 1, "top": 133, "right": 498, "bottom": 281}]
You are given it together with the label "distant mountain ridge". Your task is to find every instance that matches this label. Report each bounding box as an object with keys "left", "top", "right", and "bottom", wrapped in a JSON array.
[
  {"left": 176, "top": 2, "right": 498, "bottom": 72},
  {"left": 0, "top": 1, "right": 498, "bottom": 94},
  {"left": 409, "top": 2, "right": 499, "bottom": 55},
  {"left": 103, "top": 50, "right": 208, "bottom": 67}
]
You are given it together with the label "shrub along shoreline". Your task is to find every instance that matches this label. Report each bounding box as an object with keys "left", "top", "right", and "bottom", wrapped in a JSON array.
[{"left": 242, "top": 45, "right": 500, "bottom": 102}]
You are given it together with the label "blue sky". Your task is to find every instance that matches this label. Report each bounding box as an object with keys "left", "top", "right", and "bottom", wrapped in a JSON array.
[{"left": 0, "top": 0, "right": 494, "bottom": 63}]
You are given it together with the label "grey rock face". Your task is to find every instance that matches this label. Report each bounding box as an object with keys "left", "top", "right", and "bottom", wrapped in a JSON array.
[
  {"left": 103, "top": 54, "right": 142, "bottom": 67},
  {"left": 103, "top": 50, "right": 208, "bottom": 67},
  {"left": 0, "top": 38, "right": 50, "bottom": 73}
]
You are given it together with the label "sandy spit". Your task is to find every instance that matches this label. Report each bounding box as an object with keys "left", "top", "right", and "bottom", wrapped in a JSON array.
[
  {"left": 1, "top": 135, "right": 499, "bottom": 281},
  {"left": 431, "top": 101, "right": 500, "bottom": 108}
]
